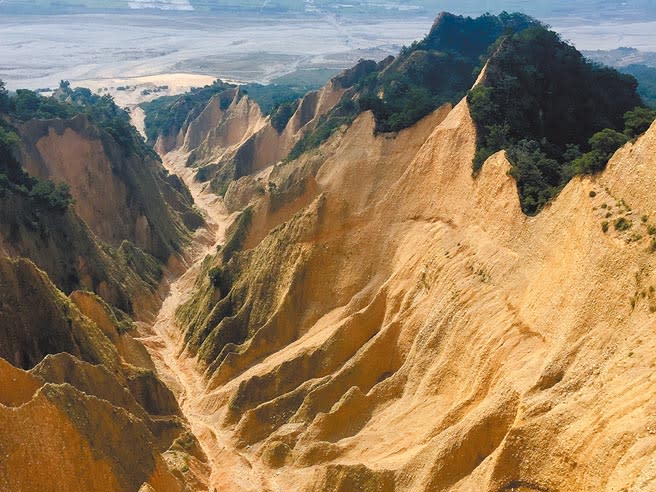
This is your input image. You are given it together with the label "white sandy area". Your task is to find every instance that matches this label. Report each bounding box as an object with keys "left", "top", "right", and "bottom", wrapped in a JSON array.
[{"left": 75, "top": 72, "right": 221, "bottom": 107}]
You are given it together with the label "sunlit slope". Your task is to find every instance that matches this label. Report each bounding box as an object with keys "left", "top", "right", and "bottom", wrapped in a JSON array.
[{"left": 172, "top": 89, "right": 656, "bottom": 491}]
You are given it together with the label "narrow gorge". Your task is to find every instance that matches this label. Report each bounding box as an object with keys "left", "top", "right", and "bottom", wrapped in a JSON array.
[{"left": 2, "top": 11, "right": 656, "bottom": 492}]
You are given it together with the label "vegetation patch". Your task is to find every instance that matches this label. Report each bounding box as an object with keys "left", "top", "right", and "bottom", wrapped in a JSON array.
[
  {"left": 614, "top": 217, "right": 632, "bottom": 231},
  {"left": 468, "top": 26, "right": 653, "bottom": 215},
  {"left": 621, "top": 64, "right": 656, "bottom": 108},
  {"left": 0, "top": 97, "right": 73, "bottom": 213},
  {"left": 208, "top": 266, "right": 233, "bottom": 296},
  {"left": 221, "top": 206, "right": 253, "bottom": 263},
  {"left": 240, "top": 83, "right": 308, "bottom": 115},
  {"left": 117, "top": 240, "right": 163, "bottom": 287},
  {"left": 5, "top": 81, "right": 155, "bottom": 159},
  {"left": 270, "top": 99, "right": 300, "bottom": 133},
  {"left": 140, "top": 79, "right": 235, "bottom": 144},
  {"left": 287, "top": 97, "right": 359, "bottom": 161}
]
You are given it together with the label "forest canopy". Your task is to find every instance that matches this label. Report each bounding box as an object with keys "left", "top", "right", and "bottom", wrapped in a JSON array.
[{"left": 468, "top": 26, "right": 648, "bottom": 215}]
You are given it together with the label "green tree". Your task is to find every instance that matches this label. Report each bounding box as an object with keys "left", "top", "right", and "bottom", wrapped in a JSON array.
[
  {"left": 29, "top": 179, "right": 73, "bottom": 211},
  {"left": 569, "top": 129, "right": 629, "bottom": 174},
  {"left": 589, "top": 128, "right": 629, "bottom": 156},
  {"left": 507, "top": 140, "right": 560, "bottom": 214},
  {"left": 0, "top": 80, "right": 8, "bottom": 113},
  {"left": 270, "top": 99, "right": 299, "bottom": 133},
  {"left": 624, "top": 106, "right": 656, "bottom": 138}
]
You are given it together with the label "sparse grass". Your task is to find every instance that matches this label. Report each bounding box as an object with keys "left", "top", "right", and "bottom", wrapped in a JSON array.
[
  {"left": 614, "top": 217, "right": 632, "bottom": 231},
  {"left": 649, "top": 238, "right": 656, "bottom": 253},
  {"left": 476, "top": 268, "right": 491, "bottom": 283},
  {"left": 419, "top": 271, "right": 430, "bottom": 290},
  {"left": 221, "top": 206, "right": 253, "bottom": 262}
]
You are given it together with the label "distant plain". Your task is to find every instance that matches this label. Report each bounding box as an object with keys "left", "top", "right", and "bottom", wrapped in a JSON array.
[
  {"left": 1, "top": 8, "right": 655, "bottom": 92},
  {"left": 0, "top": 13, "right": 431, "bottom": 90}
]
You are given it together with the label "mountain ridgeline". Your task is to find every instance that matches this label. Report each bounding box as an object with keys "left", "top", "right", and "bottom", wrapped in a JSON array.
[
  {"left": 0, "top": 77, "right": 212, "bottom": 490},
  {"left": 2, "top": 9, "right": 656, "bottom": 492},
  {"left": 0, "top": 79, "right": 209, "bottom": 316},
  {"left": 1, "top": 84, "right": 204, "bottom": 315},
  {"left": 134, "top": 11, "right": 656, "bottom": 492},
  {"left": 142, "top": 11, "right": 651, "bottom": 216},
  {"left": 141, "top": 80, "right": 314, "bottom": 148}
]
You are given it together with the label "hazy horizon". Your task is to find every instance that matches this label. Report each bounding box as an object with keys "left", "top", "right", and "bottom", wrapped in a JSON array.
[{"left": 2, "top": 1, "right": 656, "bottom": 92}]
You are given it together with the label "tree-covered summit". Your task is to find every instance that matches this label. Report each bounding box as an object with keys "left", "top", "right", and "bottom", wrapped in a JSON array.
[
  {"left": 1, "top": 80, "right": 155, "bottom": 159},
  {"left": 287, "top": 11, "right": 541, "bottom": 158},
  {"left": 356, "top": 11, "right": 540, "bottom": 133},
  {"left": 468, "top": 26, "right": 650, "bottom": 214}
]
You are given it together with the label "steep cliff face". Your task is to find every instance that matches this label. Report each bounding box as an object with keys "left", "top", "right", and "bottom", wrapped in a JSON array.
[
  {"left": 171, "top": 92, "right": 656, "bottom": 491},
  {"left": 0, "top": 185, "right": 159, "bottom": 314},
  {"left": 17, "top": 114, "right": 201, "bottom": 263},
  {"left": 158, "top": 79, "right": 347, "bottom": 196},
  {"left": 0, "top": 257, "right": 208, "bottom": 491},
  {"left": 0, "top": 109, "right": 204, "bottom": 318}
]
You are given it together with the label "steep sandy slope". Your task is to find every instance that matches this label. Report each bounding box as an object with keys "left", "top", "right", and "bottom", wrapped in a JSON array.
[
  {"left": 0, "top": 186, "right": 162, "bottom": 315},
  {"left": 0, "top": 359, "right": 195, "bottom": 492},
  {"left": 0, "top": 256, "right": 209, "bottom": 491},
  {"left": 163, "top": 94, "right": 656, "bottom": 492},
  {"left": 17, "top": 114, "right": 201, "bottom": 264},
  {"left": 161, "top": 78, "right": 347, "bottom": 197}
]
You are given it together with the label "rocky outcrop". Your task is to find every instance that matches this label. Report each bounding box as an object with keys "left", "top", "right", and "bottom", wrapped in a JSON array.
[
  {"left": 0, "top": 256, "right": 118, "bottom": 370},
  {"left": 70, "top": 290, "right": 155, "bottom": 369},
  {"left": 0, "top": 377, "right": 182, "bottom": 492},
  {"left": 0, "top": 112, "right": 204, "bottom": 319},
  {"left": 171, "top": 92, "right": 656, "bottom": 492},
  {"left": 161, "top": 80, "right": 347, "bottom": 196},
  {"left": 0, "top": 187, "right": 161, "bottom": 315},
  {"left": 0, "top": 256, "right": 208, "bottom": 491},
  {"left": 17, "top": 114, "right": 201, "bottom": 263}
]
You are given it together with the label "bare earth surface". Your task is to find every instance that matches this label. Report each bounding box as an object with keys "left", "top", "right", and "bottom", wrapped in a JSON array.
[
  {"left": 137, "top": 90, "right": 656, "bottom": 491},
  {"left": 137, "top": 149, "right": 274, "bottom": 491},
  {"left": 120, "top": 37, "right": 656, "bottom": 488}
]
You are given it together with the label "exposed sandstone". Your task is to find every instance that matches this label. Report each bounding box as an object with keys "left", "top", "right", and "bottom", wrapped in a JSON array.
[{"left": 167, "top": 95, "right": 656, "bottom": 491}]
